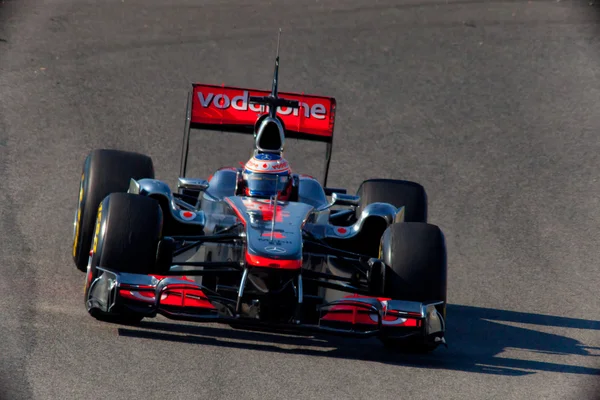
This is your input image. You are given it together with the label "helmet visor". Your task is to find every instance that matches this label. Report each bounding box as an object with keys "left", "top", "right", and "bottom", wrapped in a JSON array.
[{"left": 243, "top": 173, "right": 290, "bottom": 197}]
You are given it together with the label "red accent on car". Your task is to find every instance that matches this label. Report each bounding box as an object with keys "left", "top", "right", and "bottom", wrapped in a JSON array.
[
  {"left": 245, "top": 253, "right": 302, "bottom": 269},
  {"left": 240, "top": 198, "right": 290, "bottom": 222},
  {"left": 320, "top": 294, "right": 422, "bottom": 327},
  {"left": 225, "top": 198, "right": 301, "bottom": 269},
  {"left": 120, "top": 275, "right": 216, "bottom": 309},
  {"left": 262, "top": 232, "right": 286, "bottom": 239},
  {"left": 190, "top": 84, "right": 336, "bottom": 139},
  {"left": 159, "top": 289, "right": 216, "bottom": 309}
]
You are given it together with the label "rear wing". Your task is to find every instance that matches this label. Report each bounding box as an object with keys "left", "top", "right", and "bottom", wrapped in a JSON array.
[{"left": 179, "top": 84, "right": 337, "bottom": 186}]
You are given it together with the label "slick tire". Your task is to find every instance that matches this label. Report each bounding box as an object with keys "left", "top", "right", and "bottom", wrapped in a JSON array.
[
  {"left": 350, "top": 179, "right": 427, "bottom": 257},
  {"left": 85, "top": 193, "right": 163, "bottom": 324},
  {"left": 356, "top": 179, "right": 427, "bottom": 223},
  {"left": 379, "top": 222, "right": 447, "bottom": 353},
  {"left": 72, "top": 149, "right": 155, "bottom": 272}
]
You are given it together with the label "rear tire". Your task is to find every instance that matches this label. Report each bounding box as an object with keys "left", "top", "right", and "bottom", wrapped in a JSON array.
[
  {"left": 349, "top": 179, "right": 427, "bottom": 257},
  {"left": 85, "top": 193, "right": 163, "bottom": 323},
  {"left": 72, "top": 149, "right": 155, "bottom": 272},
  {"left": 356, "top": 179, "right": 427, "bottom": 222},
  {"left": 379, "top": 222, "right": 447, "bottom": 353}
]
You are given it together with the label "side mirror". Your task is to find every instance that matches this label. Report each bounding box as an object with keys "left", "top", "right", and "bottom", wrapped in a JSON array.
[
  {"left": 331, "top": 192, "right": 360, "bottom": 207},
  {"left": 178, "top": 177, "right": 209, "bottom": 191}
]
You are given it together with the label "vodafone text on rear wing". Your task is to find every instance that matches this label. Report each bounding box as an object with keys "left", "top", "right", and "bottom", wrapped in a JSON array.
[{"left": 179, "top": 84, "right": 337, "bottom": 186}]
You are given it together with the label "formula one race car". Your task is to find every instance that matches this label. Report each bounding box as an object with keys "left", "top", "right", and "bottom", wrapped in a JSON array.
[{"left": 71, "top": 49, "right": 448, "bottom": 353}]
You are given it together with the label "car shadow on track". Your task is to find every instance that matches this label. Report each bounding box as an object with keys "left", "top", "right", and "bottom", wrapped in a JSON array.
[{"left": 118, "top": 304, "right": 600, "bottom": 376}]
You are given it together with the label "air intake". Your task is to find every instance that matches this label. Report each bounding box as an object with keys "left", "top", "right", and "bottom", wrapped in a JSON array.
[{"left": 255, "top": 116, "right": 284, "bottom": 154}]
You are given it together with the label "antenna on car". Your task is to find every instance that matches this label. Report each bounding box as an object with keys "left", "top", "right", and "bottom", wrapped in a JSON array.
[
  {"left": 250, "top": 29, "right": 301, "bottom": 155},
  {"left": 270, "top": 28, "right": 282, "bottom": 106},
  {"left": 249, "top": 29, "right": 300, "bottom": 117}
]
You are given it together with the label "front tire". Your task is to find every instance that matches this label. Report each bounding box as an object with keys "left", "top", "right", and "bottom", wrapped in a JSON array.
[
  {"left": 72, "top": 149, "right": 155, "bottom": 272},
  {"left": 84, "top": 193, "right": 163, "bottom": 323},
  {"left": 379, "top": 222, "right": 447, "bottom": 352}
]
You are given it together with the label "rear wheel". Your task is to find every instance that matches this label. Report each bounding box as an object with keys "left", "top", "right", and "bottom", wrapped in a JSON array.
[
  {"left": 84, "top": 193, "right": 164, "bottom": 324},
  {"left": 348, "top": 179, "right": 428, "bottom": 257},
  {"left": 356, "top": 179, "right": 427, "bottom": 222},
  {"left": 379, "top": 222, "right": 447, "bottom": 352},
  {"left": 72, "top": 149, "right": 155, "bottom": 272}
]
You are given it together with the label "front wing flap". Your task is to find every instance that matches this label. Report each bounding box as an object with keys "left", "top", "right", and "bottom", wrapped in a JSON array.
[{"left": 87, "top": 269, "right": 445, "bottom": 344}]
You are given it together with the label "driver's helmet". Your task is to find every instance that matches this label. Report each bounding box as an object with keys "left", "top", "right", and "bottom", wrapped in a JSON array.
[{"left": 240, "top": 153, "right": 293, "bottom": 200}]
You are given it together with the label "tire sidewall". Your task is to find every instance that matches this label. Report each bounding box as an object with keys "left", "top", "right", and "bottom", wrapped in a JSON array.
[
  {"left": 84, "top": 196, "right": 109, "bottom": 301},
  {"left": 73, "top": 154, "right": 93, "bottom": 270}
]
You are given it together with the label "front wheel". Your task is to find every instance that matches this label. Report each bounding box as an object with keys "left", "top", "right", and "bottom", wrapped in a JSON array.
[
  {"left": 379, "top": 222, "right": 447, "bottom": 353},
  {"left": 84, "top": 192, "right": 164, "bottom": 324}
]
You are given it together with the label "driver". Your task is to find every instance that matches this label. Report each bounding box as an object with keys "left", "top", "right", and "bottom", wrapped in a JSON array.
[{"left": 238, "top": 153, "right": 293, "bottom": 201}]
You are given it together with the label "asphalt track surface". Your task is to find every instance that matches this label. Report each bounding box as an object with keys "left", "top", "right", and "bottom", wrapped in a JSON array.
[{"left": 1, "top": 0, "right": 600, "bottom": 399}]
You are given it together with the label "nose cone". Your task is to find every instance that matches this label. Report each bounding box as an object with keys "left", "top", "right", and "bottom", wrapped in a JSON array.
[
  {"left": 255, "top": 117, "right": 284, "bottom": 153},
  {"left": 225, "top": 196, "right": 315, "bottom": 269}
]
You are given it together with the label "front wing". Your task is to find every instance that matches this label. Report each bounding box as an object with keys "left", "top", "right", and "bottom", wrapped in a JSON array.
[{"left": 87, "top": 268, "right": 446, "bottom": 345}]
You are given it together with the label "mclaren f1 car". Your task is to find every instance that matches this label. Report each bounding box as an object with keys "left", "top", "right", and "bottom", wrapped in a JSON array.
[{"left": 71, "top": 51, "right": 448, "bottom": 353}]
